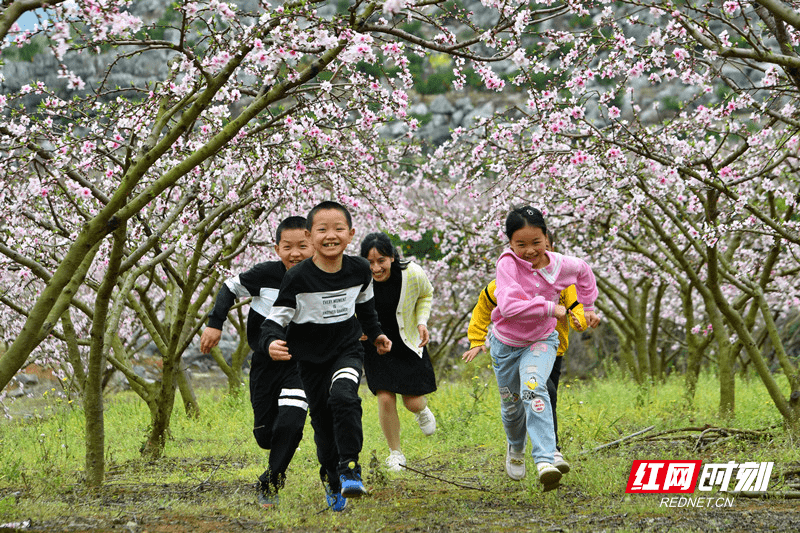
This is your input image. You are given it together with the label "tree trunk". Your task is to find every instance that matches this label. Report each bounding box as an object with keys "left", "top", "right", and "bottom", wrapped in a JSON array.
[
  {"left": 85, "top": 224, "right": 126, "bottom": 486},
  {"left": 648, "top": 283, "right": 666, "bottom": 381},
  {"left": 682, "top": 284, "right": 702, "bottom": 403},
  {"left": 177, "top": 365, "right": 200, "bottom": 419}
]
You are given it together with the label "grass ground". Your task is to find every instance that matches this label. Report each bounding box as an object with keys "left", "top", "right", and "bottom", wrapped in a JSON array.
[{"left": 1, "top": 367, "right": 799, "bottom": 532}]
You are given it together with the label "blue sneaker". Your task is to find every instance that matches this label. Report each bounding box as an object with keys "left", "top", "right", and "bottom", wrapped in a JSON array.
[
  {"left": 257, "top": 490, "right": 279, "bottom": 509},
  {"left": 340, "top": 461, "right": 368, "bottom": 498},
  {"left": 324, "top": 484, "right": 347, "bottom": 512}
]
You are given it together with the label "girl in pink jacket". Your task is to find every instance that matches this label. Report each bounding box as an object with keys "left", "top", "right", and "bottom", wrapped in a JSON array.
[{"left": 490, "top": 206, "right": 599, "bottom": 491}]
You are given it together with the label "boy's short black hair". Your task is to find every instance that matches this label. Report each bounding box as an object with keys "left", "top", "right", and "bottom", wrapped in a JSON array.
[
  {"left": 276, "top": 216, "right": 307, "bottom": 243},
  {"left": 306, "top": 201, "right": 352, "bottom": 230}
]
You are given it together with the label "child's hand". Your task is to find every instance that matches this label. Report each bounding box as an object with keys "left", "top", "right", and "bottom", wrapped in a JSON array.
[
  {"left": 553, "top": 304, "right": 567, "bottom": 319},
  {"left": 417, "top": 324, "right": 430, "bottom": 347},
  {"left": 374, "top": 334, "right": 392, "bottom": 354},
  {"left": 569, "top": 311, "right": 586, "bottom": 332},
  {"left": 359, "top": 334, "right": 368, "bottom": 341},
  {"left": 200, "top": 327, "right": 222, "bottom": 354},
  {"left": 269, "top": 340, "right": 292, "bottom": 361},
  {"left": 462, "top": 345, "right": 486, "bottom": 363},
  {"left": 585, "top": 310, "right": 600, "bottom": 328}
]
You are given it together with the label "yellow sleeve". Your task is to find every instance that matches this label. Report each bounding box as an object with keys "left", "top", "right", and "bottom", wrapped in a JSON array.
[
  {"left": 561, "top": 284, "right": 587, "bottom": 330},
  {"left": 467, "top": 280, "right": 496, "bottom": 348}
]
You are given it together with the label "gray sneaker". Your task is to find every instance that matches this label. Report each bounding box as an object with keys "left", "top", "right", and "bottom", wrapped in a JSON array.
[
  {"left": 505, "top": 442, "right": 526, "bottom": 480},
  {"left": 553, "top": 451, "right": 570, "bottom": 474}
]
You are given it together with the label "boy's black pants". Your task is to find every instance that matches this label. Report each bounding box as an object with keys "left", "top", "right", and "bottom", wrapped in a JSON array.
[
  {"left": 250, "top": 352, "right": 307, "bottom": 492},
  {"left": 297, "top": 346, "right": 364, "bottom": 491},
  {"left": 546, "top": 356, "right": 563, "bottom": 450}
]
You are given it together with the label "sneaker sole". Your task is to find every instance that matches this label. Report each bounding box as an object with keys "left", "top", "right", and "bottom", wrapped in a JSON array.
[
  {"left": 506, "top": 466, "right": 526, "bottom": 481},
  {"left": 538, "top": 469, "right": 562, "bottom": 486},
  {"left": 541, "top": 479, "right": 561, "bottom": 492},
  {"left": 554, "top": 462, "right": 570, "bottom": 474},
  {"left": 341, "top": 489, "right": 367, "bottom": 498}
]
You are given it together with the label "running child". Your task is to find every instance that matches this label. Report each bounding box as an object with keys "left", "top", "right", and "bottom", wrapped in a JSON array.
[
  {"left": 462, "top": 229, "right": 590, "bottom": 479},
  {"left": 485, "top": 206, "right": 599, "bottom": 491},
  {"left": 359, "top": 232, "right": 438, "bottom": 472},
  {"left": 200, "top": 216, "right": 313, "bottom": 508},
  {"left": 260, "top": 201, "right": 392, "bottom": 511}
]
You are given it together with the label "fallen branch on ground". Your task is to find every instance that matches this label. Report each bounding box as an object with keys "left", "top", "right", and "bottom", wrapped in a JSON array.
[
  {"left": 731, "top": 490, "right": 800, "bottom": 499},
  {"left": 578, "top": 425, "right": 656, "bottom": 455},
  {"left": 401, "top": 464, "right": 488, "bottom": 491}
]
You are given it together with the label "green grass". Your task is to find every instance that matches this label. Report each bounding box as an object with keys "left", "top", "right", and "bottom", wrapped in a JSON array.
[{"left": 0, "top": 369, "right": 798, "bottom": 531}]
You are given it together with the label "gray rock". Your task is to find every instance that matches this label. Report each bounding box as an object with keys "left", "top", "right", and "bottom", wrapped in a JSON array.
[
  {"left": 455, "top": 96, "right": 473, "bottom": 110},
  {"left": 431, "top": 113, "right": 449, "bottom": 128},
  {"left": 106, "top": 371, "right": 131, "bottom": 392},
  {"left": 379, "top": 120, "right": 408, "bottom": 137},
  {"left": 471, "top": 5, "right": 500, "bottom": 28},
  {"left": 429, "top": 94, "right": 455, "bottom": 114},
  {"left": 408, "top": 103, "right": 429, "bottom": 116},
  {"left": 7, "top": 387, "right": 24, "bottom": 398},
  {"left": 462, "top": 101, "right": 494, "bottom": 128},
  {"left": 15, "top": 374, "right": 39, "bottom": 386}
]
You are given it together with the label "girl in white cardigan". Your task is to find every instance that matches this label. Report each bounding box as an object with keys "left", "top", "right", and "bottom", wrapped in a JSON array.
[{"left": 360, "top": 232, "right": 438, "bottom": 471}]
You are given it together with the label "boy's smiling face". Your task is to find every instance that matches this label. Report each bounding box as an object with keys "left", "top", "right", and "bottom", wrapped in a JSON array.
[
  {"left": 275, "top": 228, "right": 313, "bottom": 270},
  {"left": 309, "top": 208, "right": 355, "bottom": 262}
]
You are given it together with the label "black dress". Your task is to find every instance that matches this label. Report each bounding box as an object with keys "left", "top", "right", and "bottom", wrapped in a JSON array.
[{"left": 363, "top": 263, "right": 437, "bottom": 396}]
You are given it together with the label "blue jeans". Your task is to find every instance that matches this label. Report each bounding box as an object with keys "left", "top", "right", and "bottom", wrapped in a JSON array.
[{"left": 489, "top": 331, "right": 559, "bottom": 464}]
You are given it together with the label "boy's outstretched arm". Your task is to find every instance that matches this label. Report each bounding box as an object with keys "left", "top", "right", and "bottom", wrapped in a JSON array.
[
  {"left": 462, "top": 281, "right": 494, "bottom": 363},
  {"left": 462, "top": 345, "right": 486, "bottom": 363},
  {"left": 200, "top": 279, "right": 239, "bottom": 353}
]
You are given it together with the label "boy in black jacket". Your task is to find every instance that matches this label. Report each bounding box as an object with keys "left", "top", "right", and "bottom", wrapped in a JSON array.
[
  {"left": 201, "top": 216, "right": 312, "bottom": 508},
  {"left": 261, "top": 201, "right": 391, "bottom": 511}
]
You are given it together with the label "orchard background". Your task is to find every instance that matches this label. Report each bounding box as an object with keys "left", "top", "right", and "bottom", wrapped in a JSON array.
[{"left": 0, "top": 0, "right": 799, "bottom": 492}]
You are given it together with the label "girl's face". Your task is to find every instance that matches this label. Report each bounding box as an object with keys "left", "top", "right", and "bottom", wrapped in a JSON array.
[
  {"left": 510, "top": 224, "right": 549, "bottom": 269},
  {"left": 366, "top": 248, "right": 394, "bottom": 282}
]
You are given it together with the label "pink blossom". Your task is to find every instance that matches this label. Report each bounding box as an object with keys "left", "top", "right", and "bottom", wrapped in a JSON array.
[
  {"left": 673, "top": 48, "right": 689, "bottom": 61},
  {"left": 723, "top": 1, "right": 739, "bottom": 15},
  {"left": 383, "top": 0, "right": 409, "bottom": 15}
]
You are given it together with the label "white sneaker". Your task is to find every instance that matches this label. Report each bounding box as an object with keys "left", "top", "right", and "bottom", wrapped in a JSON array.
[
  {"left": 553, "top": 451, "right": 570, "bottom": 474},
  {"left": 414, "top": 406, "right": 436, "bottom": 436},
  {"left": 505, "top": 442, "right": 526, "bottom": 480},
  {"left": 537, "top": 462, "right": 562, "bottom": 491},
  {"left": 385, "top": 450, "right": 406, "bottom": 472}
]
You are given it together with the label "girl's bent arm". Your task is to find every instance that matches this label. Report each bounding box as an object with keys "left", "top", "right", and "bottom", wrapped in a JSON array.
[{"left": 495, "top": 255, "right": 554, "bottom": 319}]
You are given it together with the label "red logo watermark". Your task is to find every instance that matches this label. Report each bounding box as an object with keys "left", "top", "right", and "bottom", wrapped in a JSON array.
[
  {"left": 626, "top": 460, "right": 702, "bottom": 493},
  {"left": 626, "top": 460, "right": 773, "bottom": 495}
]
